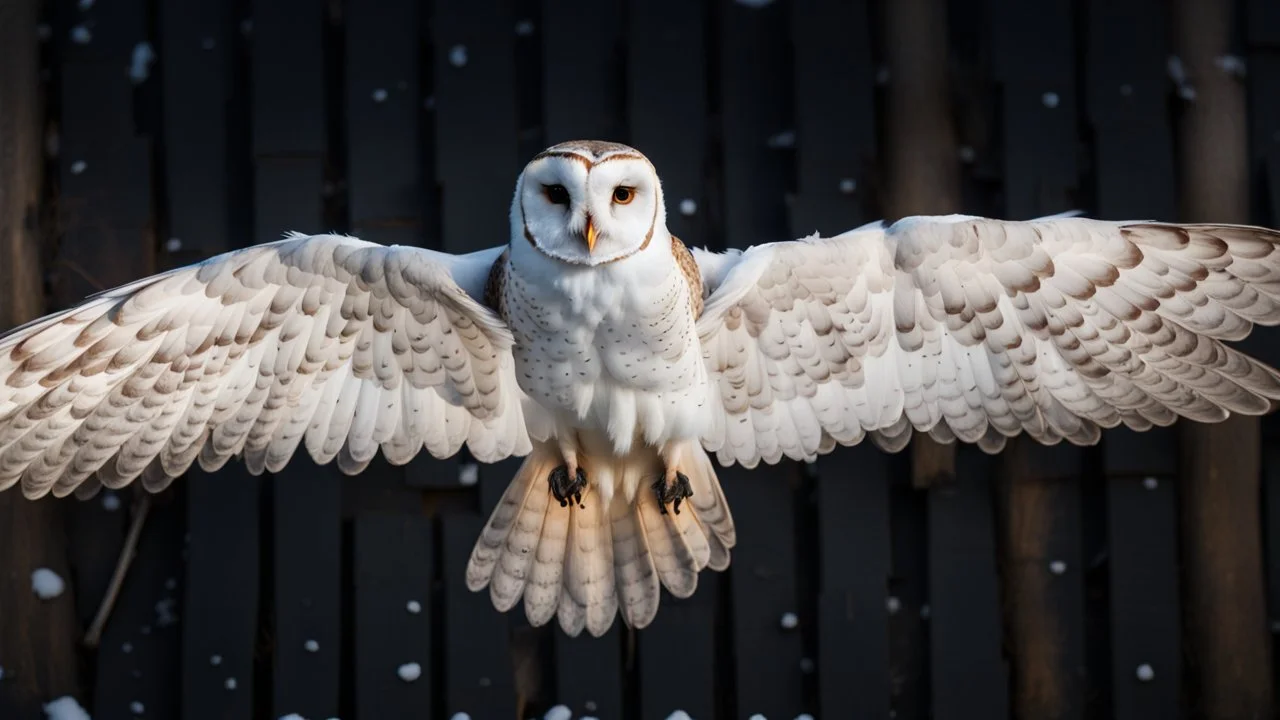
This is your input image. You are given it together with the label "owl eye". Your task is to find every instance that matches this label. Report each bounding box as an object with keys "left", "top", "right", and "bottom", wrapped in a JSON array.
[
  {"left": 612, "top": 186, "right": 635, "bottom": 204},
  {"left": 543, "top": 184, "right": 570, "bottom": 205}
]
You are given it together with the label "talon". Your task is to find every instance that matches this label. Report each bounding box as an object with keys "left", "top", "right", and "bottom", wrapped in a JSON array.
[
  {"left": 550, "top": 465, "right": 587, "bottom": 507},
  {"left": 652, "top": 472, "right": 694, "bottom": 515}
]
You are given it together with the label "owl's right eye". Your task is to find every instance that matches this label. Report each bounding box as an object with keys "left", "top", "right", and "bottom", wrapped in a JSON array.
[{"left": 543, "top": 184, "right": 570, "bottom": 206}]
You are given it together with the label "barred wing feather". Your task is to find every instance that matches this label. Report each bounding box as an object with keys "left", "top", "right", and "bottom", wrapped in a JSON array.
[
  {"left": 0, "top": 233, "right": 529, "bottom": 499},
  {"left": 694, "top": 215, "right": 1280, "bottom": 467}
]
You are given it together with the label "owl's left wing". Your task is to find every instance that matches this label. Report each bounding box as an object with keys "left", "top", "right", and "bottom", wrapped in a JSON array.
[{"left": 692, "top": 215, "right": 1280, "bottom": 467}]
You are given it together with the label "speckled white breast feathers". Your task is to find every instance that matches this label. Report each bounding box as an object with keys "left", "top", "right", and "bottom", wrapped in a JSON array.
[{"left": 502, "top": 228, "right": 714, "bottom": 457}]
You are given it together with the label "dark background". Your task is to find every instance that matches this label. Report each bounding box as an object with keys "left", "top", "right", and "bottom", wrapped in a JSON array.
[{"left": 0, "top": 0, "right": 1278, "bottom": 718}]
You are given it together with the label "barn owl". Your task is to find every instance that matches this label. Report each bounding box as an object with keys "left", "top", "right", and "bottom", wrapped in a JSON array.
[{"left": 4, "top": 139, "right": 1280, "bottom": 637}]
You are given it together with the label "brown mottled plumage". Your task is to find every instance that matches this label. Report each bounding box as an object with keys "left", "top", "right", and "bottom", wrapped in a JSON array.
[{"left": 671, "top": 235, "right": 704, "bottom": 319}]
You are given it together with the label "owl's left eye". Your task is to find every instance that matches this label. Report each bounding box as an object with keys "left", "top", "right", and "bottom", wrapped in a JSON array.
[
  {"left": 543, "top": 184, "right": 571, "bottom": 205},
  {"left": 612, "top": 186, "right": 635, "bottom": 204}
]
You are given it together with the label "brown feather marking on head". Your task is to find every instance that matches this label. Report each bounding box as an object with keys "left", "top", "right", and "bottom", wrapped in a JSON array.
[{"left": 671, "top": 235, "right": 703, "bottom": 319}]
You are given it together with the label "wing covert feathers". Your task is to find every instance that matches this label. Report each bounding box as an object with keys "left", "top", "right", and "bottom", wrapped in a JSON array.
[
  {"left": 695, "top": 216, "right": 1280, "bottom": 466},
  {"left": 0, "top": 234, "right": 527, "bottom": 499}
]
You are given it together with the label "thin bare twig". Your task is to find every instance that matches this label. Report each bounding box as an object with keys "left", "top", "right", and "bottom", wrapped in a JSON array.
[{"left": 83, "top": 491, "right": 151, "bottom": 648}]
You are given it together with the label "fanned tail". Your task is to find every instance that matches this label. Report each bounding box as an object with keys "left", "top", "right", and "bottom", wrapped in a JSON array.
[{"left": 465, "top": 441, "right": 737, "bottom": 636}]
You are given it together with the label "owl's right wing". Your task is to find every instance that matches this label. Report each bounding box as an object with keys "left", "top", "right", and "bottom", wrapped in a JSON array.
[
  {"left": 692, "top": 215, "right": 1280, "bottom": 468},
  {"left": 0, "top": 233, "right": 529, "bottom": 500}
]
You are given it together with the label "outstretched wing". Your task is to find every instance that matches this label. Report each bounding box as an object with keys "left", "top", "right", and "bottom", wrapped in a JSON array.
[
  {"left": 0, "top": 233, "right": 530, "bottom": 499},
  {"left": 693, "top": 215, "right": 1280, "bottom": 467}
]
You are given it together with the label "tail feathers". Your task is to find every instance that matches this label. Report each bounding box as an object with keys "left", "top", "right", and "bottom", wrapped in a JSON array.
[
  {"left": 561, "top": 491, "right": 617, "bottom": 637},
  {"left": 611, "top": 490, "right": 660, "bottom": 627},
  {"left": 466, "top": 441, "right": 738, "bottom": 637}
]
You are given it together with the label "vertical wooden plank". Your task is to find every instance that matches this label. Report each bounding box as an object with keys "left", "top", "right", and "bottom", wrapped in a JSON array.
[
  {"left": 272, "top": 459, "right": 343, "bottom": 719},
  {"left": 0, "top": 0, "right": 82, "bottom": 715},
  {"left": 354, "top": 514, "right": 434, "bottom": 718},
  {"left": 1172, "top": 2, "right": 1276, "bottom": 718},
  {"left": 432, "top": 1, "right": 521, "bottom": 714},
  {"left": 1084, "top": 2, "right": 1182, "bottom": 716},
  {"left": 441, "top": 513, "right": 517, "bottom": 716},
  {"left": 988, "top": 3, "right": 1087, "bottom": 718},
  {"left": 91, "top": 491, "right": 186, "bottom": 720},
  {"left": 251, "top": 1, "right": 342, "bottom": 716},
  {"left": 346, "top": 0, "right": 421, "bottom": 249},
  {"left": 718, "top": 2, "right": 805, "bottom": 716},
  {"left": 55, "top": 0, "right": 153, "bottom": 706},
  {"left": 789, "top": 0, "right": 875, "bottom": 238},
  {"left": 1103, "top": 434, "right": 1180, "bottom": 720},
  {"left": 159, "top": 3, "right": 263, "bottom": 718},
  {"left": 627, "top": 0, "right": 706, "bottom": 247},
  {"left": 931, "top": 448, "right": 1008, "bottom": 720},
  {"left": 786, "top": 2, "right": 887, "bottom": 715},
  {"left": 814, "top": 447, "right": 892, "bottom": 719},
  {"left": 182, "top": 468, "right": 260, "bottom": 720},
  {"left": 998, "top": 442, "right": 1084, "bottom": 720},
  {"left": 542, "top": 0, "right": 623, "bottom": 143},
  {"left": 627, "top": 4, "right": 717, "bottom": 718}
]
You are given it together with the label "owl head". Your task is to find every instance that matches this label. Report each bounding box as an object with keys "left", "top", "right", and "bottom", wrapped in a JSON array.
[{"left": 511, "top": 140, "right": 665, "bottom": 266}]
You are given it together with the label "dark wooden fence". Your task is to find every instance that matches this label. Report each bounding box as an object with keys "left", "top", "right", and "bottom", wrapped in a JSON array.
[{"left": 0, "top": 0, "right": 1278, "bottom": 718}]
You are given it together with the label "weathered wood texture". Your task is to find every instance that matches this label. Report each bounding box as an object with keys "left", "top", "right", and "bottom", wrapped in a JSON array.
[{"left": 0, "top": 1, "right": 1278, "bottom": 718}]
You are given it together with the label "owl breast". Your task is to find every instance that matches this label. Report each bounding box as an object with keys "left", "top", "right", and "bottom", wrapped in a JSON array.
[{"left": 501, "top": 249, "right": 713, "bottom": 453}]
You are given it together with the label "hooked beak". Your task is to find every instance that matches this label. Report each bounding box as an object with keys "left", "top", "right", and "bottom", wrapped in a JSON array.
[{"left": 584, "top": 216, "right": 597, "bottom": 253}]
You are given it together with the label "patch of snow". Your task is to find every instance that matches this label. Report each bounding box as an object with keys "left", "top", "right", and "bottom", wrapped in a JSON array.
[
  {"left": 397, "top": 662, "right": 421, "bottom": 682},
  {"left": 544, "top": 705, "right": 572, "bottom": 720},
  {"left": 1136, "top": 664, "right": 1154, "bottom": 681},
  {"left": 406, "top": 600, "right": 421, "bottom": 614},
  {"left": 448, "top": 45, "right": 468, "bottom": 68},
  {"left": 70, "top": 25, "right": 91, "bottom": 45},
  {"left": 886, "top": 596, "right": 901, "bottom": 614},
  {"left": 780, "top": 612, "right": 798, "bottom": 630},
  {"left": 1143, "top": 477, "right": 1159, "bottom": 490},
  {"left": 766, "top": 130, "right": 795, "bottom": 149},
  {"left": 1049, "top": 560, "right": 1067, "bottom": 575},
  {"left": 224, "top": 678, "right": 237, "bottom": 690},
  {"left": 32, "top": 568, "right": 66, "bottom": 599},
  {"left": 459, "top": 462, "right": 479, "bottom": 486},
  {"left": 304, "top": 640, "right": 319, "bottom": 653},
  {"left": 1215, "top": 54, "right": 1246, "bottom": 78},
  {"left": 129, "top": 42, "right": 155, "bottom": 84},
  {"left": 515, "top": 20, "right": 535, "bottom": 36},
  {"left": 155, "top": 598, "right": 177, "bottom": 627},
  {"left": 101, "top": 492, "right": 121, "bottom": 511},
  {"left": 1041, "top": 92, "right": 1060, "bottom": 109},
  {"left": 43, "top": 697, "right": 91, "bottom": 720},
  {"left": 679, "top": 199, "right": 698, "bottom": 216},
  {"left": 210, "top": 654, "right": 222, "bottom": 666},
  {"left": 372, "top": 88, "right": 388, "bottom": 103},
  {"left": 70, "top": 160, "right": 86, "bottom": 175},
  {"left": 130, "top": 701, "right": 145, "bottom": 715}
]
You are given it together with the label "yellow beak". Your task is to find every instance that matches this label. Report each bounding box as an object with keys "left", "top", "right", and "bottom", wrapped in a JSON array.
[{"left": 585, "top": 218, "right": 597, "bottom": 253}]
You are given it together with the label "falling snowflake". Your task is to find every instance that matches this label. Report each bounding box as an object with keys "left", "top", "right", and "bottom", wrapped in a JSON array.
[
  {"left": 32, "top": 568, "right": 65, "bottom": 599},
  {"left": 448, "top": 45, "right": 468, "bottom": 68},
  {"left": 679, "top": 199, "right": 697, "bottom": 216},
  {"left": 398, "top": 662, "right": 422, "bottom": 682}
]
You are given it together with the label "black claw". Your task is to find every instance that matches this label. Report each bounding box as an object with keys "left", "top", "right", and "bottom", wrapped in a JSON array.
[
  {"left": 653, "top": 472, "right": 695, "bottom": 515},
  {"left": 550, "top": 465, "right": 588, "bottom": 508}
]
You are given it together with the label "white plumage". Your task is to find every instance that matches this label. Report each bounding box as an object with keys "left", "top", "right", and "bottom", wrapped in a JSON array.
[{"left": 3, "top": 141, "right": 1280, "bottom": 636}]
